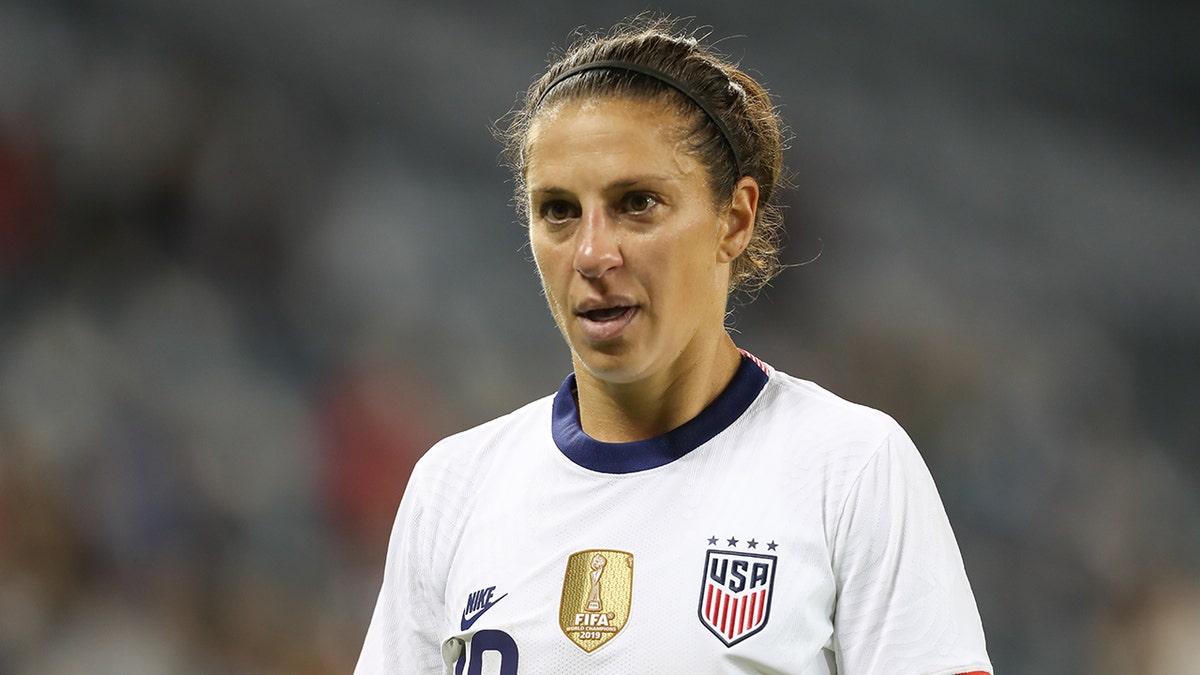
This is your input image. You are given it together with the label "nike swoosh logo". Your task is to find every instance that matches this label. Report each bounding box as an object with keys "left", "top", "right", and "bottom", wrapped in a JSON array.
[{"left": 460, "top": 592, "right": 509, "bottom": 631}]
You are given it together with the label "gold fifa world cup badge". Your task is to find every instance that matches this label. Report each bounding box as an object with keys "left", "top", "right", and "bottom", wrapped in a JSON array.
[{"left": 559, "top": 549, "right": 634, "bottom": 653}]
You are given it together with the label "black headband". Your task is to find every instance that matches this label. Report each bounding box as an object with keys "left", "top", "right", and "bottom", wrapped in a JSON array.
[{"left": 536, "top": 59, "right": 746, "bottom": 174}]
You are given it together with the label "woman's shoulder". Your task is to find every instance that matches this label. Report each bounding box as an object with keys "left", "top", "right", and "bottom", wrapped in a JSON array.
[
  {"left": 405, "top": 392, "right": 557, "bottom": 490},
  {"left": 747, "top": 367, "right": 930, "bottom": 505},
  {"left": 756, "top": 367, "right": 910, "bottom": 451},
  {"left": 769, "top": 367, "right": 898, "bottom": 418}
]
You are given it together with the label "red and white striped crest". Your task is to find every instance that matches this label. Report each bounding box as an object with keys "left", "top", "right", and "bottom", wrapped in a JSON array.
[{"left": 697, "top": 549, "right": 777, "bottom": 647}]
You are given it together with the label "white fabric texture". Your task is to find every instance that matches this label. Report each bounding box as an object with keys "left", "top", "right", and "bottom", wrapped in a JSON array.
[{"left": 355, "top": 359, "right": 992, "bottom": 674}]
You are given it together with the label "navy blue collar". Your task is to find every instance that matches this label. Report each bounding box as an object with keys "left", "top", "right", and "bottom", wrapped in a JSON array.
[{"left": 551, "top": 355, "right": 769, "bottom": 474}]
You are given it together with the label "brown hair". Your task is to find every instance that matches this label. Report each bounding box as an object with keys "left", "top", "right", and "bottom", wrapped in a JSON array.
[{"left": 499, "top": 15, "right": 789, "bottom": 297}]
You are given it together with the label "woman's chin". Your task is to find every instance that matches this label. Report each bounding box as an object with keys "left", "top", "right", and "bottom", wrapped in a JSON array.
[{"left": 571, "top": 348, "right": 648, "bottom": 386}]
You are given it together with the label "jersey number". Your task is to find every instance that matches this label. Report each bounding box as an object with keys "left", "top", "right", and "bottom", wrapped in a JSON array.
[{"left": 455, "top": 629, "right": 519, "bottom": 675}]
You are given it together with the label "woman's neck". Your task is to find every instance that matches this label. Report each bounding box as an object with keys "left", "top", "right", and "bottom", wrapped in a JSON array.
[{"left": 572, "top": 335, "right": 743, "bottom": 443}]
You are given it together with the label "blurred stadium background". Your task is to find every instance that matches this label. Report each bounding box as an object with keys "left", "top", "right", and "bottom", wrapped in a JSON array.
[{"left": 0, "top": 1, "right": 1197, "bottom": 673}]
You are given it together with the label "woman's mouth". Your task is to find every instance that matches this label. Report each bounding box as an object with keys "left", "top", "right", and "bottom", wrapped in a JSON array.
[{"left": 576, "top": 305, "right": 638, "bottom": 341}]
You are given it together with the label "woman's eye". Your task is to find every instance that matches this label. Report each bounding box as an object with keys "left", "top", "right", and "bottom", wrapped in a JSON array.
[
  {"left": 540, "top": 200, "right": 578, "bottom": 223},
  {"left": 624, "top": 192, "right": 657, "bottom": 214}
]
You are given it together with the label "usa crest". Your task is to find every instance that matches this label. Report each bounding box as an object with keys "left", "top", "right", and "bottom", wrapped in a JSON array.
[
  {"left": 559, "top": 549, "right": 634, "bottom": 653},
  {"left": 698, "top": 546, "right": 777, "bottom": 647}
]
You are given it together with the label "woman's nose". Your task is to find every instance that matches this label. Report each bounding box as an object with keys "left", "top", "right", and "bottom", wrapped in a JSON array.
[{"left": 573, "top": 208, "right": 622, "bottom": 279}]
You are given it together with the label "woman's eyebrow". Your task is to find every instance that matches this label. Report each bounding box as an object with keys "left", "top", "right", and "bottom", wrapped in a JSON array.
[
  {"left": 530, "top": 175, "right": 674, "bottom": 194},
  {"left": 602, "top": 175, "right": 673, "bottom": 191}
]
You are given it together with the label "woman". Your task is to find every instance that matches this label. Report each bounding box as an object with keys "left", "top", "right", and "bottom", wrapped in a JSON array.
[{"left": 356, "top": 17, "right": 992, "bottom": 675}]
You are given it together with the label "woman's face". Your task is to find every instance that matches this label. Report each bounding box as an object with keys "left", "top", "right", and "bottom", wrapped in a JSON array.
[{"left": 524, "top": 96, "right": 751, "bottom": 385}]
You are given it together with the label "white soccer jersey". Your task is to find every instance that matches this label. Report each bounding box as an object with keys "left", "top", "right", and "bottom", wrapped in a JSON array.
[{"left": 355, "top": 354, "right": 992, "bottom": 674}]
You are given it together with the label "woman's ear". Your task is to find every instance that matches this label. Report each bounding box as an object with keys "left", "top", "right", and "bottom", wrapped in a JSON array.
[{"left": 717, "top": 176, "right": 759, "bottom": 263}]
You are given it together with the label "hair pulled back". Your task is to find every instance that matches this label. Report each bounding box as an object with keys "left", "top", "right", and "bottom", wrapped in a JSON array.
[{"left": 500, "top": 15, "right": 789, "bottom": 297}]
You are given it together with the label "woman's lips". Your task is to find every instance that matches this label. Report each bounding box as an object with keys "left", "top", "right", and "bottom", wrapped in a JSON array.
[{"left": 576, "top": 306, "right": 638, "bottom": 341}]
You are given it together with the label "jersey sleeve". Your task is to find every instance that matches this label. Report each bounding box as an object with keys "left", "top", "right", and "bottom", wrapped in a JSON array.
[
  {"left": 830, "top": 424, "right": 992, "bottom": 675},
  {"left": 354, "top": 463, "right": 446, "bottom": 675}
]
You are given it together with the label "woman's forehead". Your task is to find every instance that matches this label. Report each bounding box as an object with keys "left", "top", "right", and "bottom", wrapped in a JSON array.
[
  {"left": 524, "top": 99, "right": 701, "bottom": 184},
  {"left": 526, "top": 97, "right": 695, "bottom": 164},
  {"left": 528, "top": 96, "right": 689, "bottom": 145}
]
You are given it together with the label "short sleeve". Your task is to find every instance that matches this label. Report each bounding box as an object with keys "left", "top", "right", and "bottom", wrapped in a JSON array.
[
  {"left": 830, "top": 426, "right": 992, "bottom": 675},
  {"left": 354, "top": 469, "right": 446, "bottom": 675}
]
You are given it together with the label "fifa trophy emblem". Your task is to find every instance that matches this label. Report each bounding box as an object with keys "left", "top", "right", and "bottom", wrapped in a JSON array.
[{"left": 559, "top": 549, "right": 633, "bottom": 653}]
